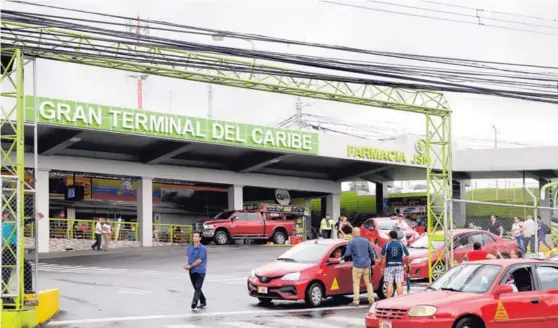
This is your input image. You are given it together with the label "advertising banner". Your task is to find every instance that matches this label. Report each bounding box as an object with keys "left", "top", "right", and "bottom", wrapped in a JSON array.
[
  {"left": 91, "top": 178, "right": 137, "bottom": 201},
  {"left": 25, "top": 96, "right": 319, "bottom": 154}
]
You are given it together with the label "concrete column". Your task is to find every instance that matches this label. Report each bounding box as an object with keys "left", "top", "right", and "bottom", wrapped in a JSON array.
[
  {"left": 326, "top": 193, "right": 341, "bottom": 239},
  {"left": 375, "top": 182, "right": 389, "bottom": 216},
  {"left": 304, "top": 198, "right": 312, "bottom": 240},
  {"left": 539, "top": 179, "right": 552, "bottom": 248},
  {"left": 36, "top": 169, "right": 50, "bottom": 253},
  {"left": 452, "top": 180, "right": 467, "bottom": 229},
  {"left": 137, "top": 177, "right": 153, "bottom": 247},
  {"left": 66, "top": 208, "right": 76, "bottom": 219},
  {"left": 227, "top": 185, "right": 243, "bottom": 210}
]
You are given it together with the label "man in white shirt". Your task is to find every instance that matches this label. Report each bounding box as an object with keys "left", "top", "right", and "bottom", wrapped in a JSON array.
[
  {"left": 91, "top": 217, "right": 104, "bottom": 251},
  {"left": 102, "top": 219, "right": 112, "bottom": 252},
  {"left": 522, "top": 215, "right": 536, "bottom": 253}
]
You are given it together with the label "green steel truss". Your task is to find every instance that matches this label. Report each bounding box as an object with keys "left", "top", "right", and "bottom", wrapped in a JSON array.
[
  {"left": 1, "top": 49, "right": 26, "bottom": 309},
  {"left": 1, "top": 20, "right": 452, "bottom": 281}
]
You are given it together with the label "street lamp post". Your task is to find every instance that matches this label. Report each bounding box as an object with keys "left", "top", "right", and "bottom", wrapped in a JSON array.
[{"left": 128, "top": 74, "right": 148, "bottom": 109}]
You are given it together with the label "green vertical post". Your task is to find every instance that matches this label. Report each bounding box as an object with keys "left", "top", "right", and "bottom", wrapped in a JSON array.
[{"left": 16, "top": 49, "right": 26, "bottom": 310}]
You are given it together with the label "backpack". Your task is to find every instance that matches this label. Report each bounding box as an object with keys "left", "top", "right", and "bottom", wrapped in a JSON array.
[{"left": 542, "top": 222, "right": 551, "bottom": 235}]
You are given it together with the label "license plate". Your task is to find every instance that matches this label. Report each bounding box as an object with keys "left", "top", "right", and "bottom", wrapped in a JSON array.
[
  {"left": 257, "top": 286, "right": 268, "bottom": 294},
  {"left": 379, "top": 321, "right": 392, "bottom": 328}
]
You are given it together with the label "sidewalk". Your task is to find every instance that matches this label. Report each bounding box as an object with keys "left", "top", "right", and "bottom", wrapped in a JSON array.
[{"left": 37, "top": 245, "right": 184, "bottom": 260}]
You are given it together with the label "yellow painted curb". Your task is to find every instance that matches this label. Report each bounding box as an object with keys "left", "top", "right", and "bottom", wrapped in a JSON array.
[
  {"left": 1, "top": 308, "right": 36, "bottom": 328},
  {"left": 34, "top": 289, "right": 60, "bottom": 325}
]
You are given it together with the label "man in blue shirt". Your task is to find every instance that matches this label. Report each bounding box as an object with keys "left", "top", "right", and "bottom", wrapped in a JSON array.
[
  {"left": 2, "top": 211, "right": 44, "bottom": 295},
  {"left": 343, "top": 227, "right": 376, "bottom": 306},
  {"left": 185, "top": 231, "right": 208, "bottom": 310},
  {"left": 381, "top": 230, "right": 410, "bottom": 298}
]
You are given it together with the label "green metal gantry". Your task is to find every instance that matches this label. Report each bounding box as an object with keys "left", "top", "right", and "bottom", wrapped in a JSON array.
[{"left": 1, "top": 20, "right": 452, "bottom": 284}]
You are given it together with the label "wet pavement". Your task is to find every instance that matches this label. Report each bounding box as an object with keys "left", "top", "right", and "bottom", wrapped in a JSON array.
[{"left": 38, "top": 245, "right": 426, "bottom": 328}]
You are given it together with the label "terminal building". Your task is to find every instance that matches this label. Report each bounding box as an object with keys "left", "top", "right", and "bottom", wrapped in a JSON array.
[{"left": 6, "top": 96, "right": 557, "bottom": 253}]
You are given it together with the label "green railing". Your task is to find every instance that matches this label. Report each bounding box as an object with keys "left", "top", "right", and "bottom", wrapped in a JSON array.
[
  {"left": 153, "top": 223, "right": 193, "bottom": 244},
  {"left": 48, "top": 218, "right": 139, "bottom": 241}
]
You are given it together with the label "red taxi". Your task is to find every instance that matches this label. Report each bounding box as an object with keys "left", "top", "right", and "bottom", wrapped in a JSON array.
[
  {"left": 366, "top": 259, "right": 558, "bottom": 328},
  {"left": 408, "top": 229, "right": 518, "bottom": 280},
  {"left": 361, "top": 217, "right": 419, "bottom": 247},
  {"left": 247, "top": 239, "right": 403, "bottom": 306}
]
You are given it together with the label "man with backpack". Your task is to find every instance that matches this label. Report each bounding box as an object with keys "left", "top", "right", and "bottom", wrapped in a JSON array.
[
  {"left": 537, "top": 216, "right": 552, "bottom": 251},
  {"left": 380, "top": 230, "right": 409, "bottom": 298}
]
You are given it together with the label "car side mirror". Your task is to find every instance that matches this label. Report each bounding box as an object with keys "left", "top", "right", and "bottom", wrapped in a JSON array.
[
  {"left": 327, "top": 258, "right": 341, "bottom": 265},
  {"left": 494, "top": 284, "right": 514, "bottom": 296}
]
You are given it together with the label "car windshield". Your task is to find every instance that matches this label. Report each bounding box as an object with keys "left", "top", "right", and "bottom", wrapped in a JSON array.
[
  {"left": 430, "top": 264, "right": 501, "bottom": 294},
  {"left": 276, "top": 243, "right": 332, "bottom": 264},
  {"left": 213, "top": 211, "right": 235, "bottom": 219},
  {"left": 376, "top": 219, "right": 410, "bottom": 230},
  {"left": 408, "top": 234, "right": 444, "bottom": 249}
]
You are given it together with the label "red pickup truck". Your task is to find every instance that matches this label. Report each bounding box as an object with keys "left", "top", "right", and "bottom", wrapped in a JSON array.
[{"left": 199, "top": 210, "right": 295, "bottom": 245}]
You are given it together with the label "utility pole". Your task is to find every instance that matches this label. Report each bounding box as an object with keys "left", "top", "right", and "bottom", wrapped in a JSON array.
[
  {"left": 295, "top": 97, "right": 303, "bottom": 129},
  {"left": 492, "top": 124, "right": 499, "bottom": 199},
  {"left": 207, "top": 84, "right": 213, "bottom": 119},
  {"left": 126, "top": 14, "right": 150, "bottom": 109}
]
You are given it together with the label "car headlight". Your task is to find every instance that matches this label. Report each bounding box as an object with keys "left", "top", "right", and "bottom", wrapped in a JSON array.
[
  {"left": 408, "top": 305, "right": 437, "bottom": 317},
  {"left": 281, "top": 272, "right": 300, "bottom": 281},
  {"left": 411, "top": 257, "right": 428, "bottom": 265},
  {"left": 368, "top": 302, "right": 377, "bottom": 314},
  {"left": 249, "top": 270, "right": 256, "bottom": 279},
  {"left": 203, "top": 224, "right": 214, "bottom": 229}
]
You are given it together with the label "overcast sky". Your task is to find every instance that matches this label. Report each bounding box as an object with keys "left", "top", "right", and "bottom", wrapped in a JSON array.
[{"left": 4, "top": 0, "right": 558, "bottom": 151}]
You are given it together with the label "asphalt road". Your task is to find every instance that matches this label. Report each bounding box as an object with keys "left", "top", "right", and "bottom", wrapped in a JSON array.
[{"left": 38, "top": 245, "right": 426, "bottom": 328}]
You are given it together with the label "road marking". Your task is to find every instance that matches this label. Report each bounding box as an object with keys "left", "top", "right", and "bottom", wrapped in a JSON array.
[
  {"left": 163, "top": 324, "right": 200, "bottom": 328},
  {"left": 326, "top": 315, "right": 365, "bottom": 325},
  {"left": 219, "top": 321, "right": 271, "bottom": 328},
  {"left": 117, "top": 288, "right": 153, "bottom": 295},
  {"left": 47, "top": 305, "right": 366, "bottom": 326},
  {"left": 272, "top": 317, "right": 340, "bottom": 328}
]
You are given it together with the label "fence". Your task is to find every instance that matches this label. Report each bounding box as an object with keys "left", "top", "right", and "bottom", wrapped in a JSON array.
[
  {"left": 450, "top": 199, "right": 557, "bottom": 262},
  {"left": 26, "top": 219, "right": 194, "bottom": 245}
]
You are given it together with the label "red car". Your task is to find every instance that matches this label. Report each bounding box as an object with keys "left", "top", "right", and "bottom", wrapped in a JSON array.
[
  {"left": 247, "top": 239, "right": 403, "bottom": 306},
  {"left": 408, "top": 229, "right": 519, "bottom": 280},
  {"left": 365, "top": 259, "right": 558, "bottom": 328},
  {"left": 361, "top": 217, "right": 420, "bottom": 247}
]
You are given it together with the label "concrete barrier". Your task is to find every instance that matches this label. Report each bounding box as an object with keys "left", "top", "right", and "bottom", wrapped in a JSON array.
[{"left": 36, "top": 289, "right": 60, "bottom": 325}]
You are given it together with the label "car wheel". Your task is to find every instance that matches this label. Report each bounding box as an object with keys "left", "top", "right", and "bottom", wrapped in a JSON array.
[
  {"left": 214, "top": 230, "right": 229, "bottom": 245},
  {"left": 454, "top": 316, "right": 484, "bottom": 328},
  {"left": 305, "top": 282, "right": 324, "bottom": 307},
  {"left": 376, "top": 278, "right": 396, "bottom": 299},
  {"left": 431, "top": 262, "right": 446, "bottom": 281},
  {"left": 258, "top": 298, "right": 272, "bottom": 305},
  {"left": 272, "top": 231, "right": 287, "bottom": 244}
]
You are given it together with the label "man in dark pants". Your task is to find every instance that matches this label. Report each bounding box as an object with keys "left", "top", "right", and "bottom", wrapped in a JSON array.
[
  {"left": 91, "top": 217, "right": 104, "bottom": 251},
  {"left": 184, "top": 231, "right": 208, "bottom": 310}
]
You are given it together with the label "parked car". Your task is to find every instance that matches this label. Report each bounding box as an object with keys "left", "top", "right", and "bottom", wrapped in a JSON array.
[
  {"left": 199, "top": 210, "right": 295, "bottom": 245},
  {"left": 407, "top": 229, "right": 518, "bottom": 280},
  {"left": 360, "top": 217, "right": 419, "bottom": 247},
  {"left": 366, "top": 259, "right": 558, "bottom": 328},
  {"left": 247, "top": 239, "right": 406, "bottom": 307}
]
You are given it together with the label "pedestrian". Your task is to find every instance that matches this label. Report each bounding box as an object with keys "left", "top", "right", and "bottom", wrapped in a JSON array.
[
  {"left": 184, "top": 231, "right": 207, "bottom": 310},
  {"left": 343, "top": 227, "right": 375, "bottom": 306},
  {"left": 488, "top": 215, "right": 503, "bottom": 237},
  {"left": 337, "top": 216, "right": 353, "bottom": 240},
  {"left": 319, "top": 214, "right": 334, "bottom": 239},
  {"left": 91, "top": 217, "right": 103, "bottom": 251},
  {"left": 464, "top": 242, "right": 488, "bottom": 261},
  {"left": 102, "top": 218, "right": 112, "bottom": 252},
  {"left": 2, "top": 211, "right": 44, "bottom": 297},
  {"left": 380, "top": 230, "right": 409, "bottom": 298},
  {"left": 522, "top": 215, "right": 536, "bottom": 253},
  {"left": 511, "top": 216, "right": 525, "bottom": 253},
  {"left": 536, "top": 216, "right": 552, "bottom": 252}
]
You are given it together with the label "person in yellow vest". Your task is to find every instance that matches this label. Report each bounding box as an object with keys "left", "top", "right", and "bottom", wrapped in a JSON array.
[{"left": 319, "top": 214, "right": 335, "bottom": 239}]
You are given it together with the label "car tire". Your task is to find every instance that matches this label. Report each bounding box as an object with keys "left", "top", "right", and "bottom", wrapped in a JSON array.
[
  {"left": 258, "top": 298, "right": 273, "bottom": 305},
  {"left": 305, "top": 282, "right": 324, "bottom": 307},
  {"left": 431, "top": 262, "right": 446, "bottom": 281},
  {"left": 214, "top": 230, "right": 229, "bottom": 245},
  {"left": 376, "top": 278, "right": 396, "bottom": 299},
  {"left": 272, "top": 231, "right": 287, "bottom": 245},
  {"left": 454, "top": 316, "right": 484, "bottom": 328}
]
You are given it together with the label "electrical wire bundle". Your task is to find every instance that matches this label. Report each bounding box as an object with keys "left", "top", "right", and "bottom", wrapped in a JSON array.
[{"left": 1, "top": 0, "right": 557, "bottom": 104}]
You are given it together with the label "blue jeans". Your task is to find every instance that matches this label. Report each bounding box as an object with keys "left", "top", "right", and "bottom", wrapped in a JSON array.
[
  {"left": 514, "top": 236, "right": 525, "bottom": 253},
  {"left": 523, "top": 236, "right": 535, "bottom": 252}
]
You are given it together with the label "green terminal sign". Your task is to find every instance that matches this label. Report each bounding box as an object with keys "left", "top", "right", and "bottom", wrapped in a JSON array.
[
  {"left": 346, "top": 139, "right": 431, "bottom": 166},
  {"left": 25, "top": 96, "right": 319, "bottom": 154}
]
